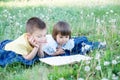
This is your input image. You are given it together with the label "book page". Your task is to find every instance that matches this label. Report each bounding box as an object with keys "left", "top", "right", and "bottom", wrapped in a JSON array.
[{"left": 40, "top": 54, "right": 92, "bottom": 66}]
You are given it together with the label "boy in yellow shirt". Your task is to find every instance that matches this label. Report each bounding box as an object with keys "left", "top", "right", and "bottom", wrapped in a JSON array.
[{"left": 4, "top": 17, "right": 47, "bottom": 60}]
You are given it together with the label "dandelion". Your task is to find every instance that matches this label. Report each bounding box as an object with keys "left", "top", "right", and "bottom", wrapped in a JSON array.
[
  {"left": 95, "top": 65, "right": 101, "bottom": 71},
  {"left": 87, "top": 14, "right": 90, "bottom": 17},
  {"left": 96, "top": 19, "right": 100, "bottom": 24},
  {"left": 101, "top": 78, "right": 108, "bottom": 80},
  {"left": 116, "top": 56, "right": 120, "bottom": 59},
  {"left": 84, "top": 66, "right": 90, "bottom": 72},
  {"left": 106, "top": 12, "right": 109, "bottom": 14},
  {"left": 104, "top": 61, "right": 110, "bottom": 66},
  {"left": 59, "top": 77, "right": 65, "bottom": 80},
  {"left": 101, "top": 20, "right": 104, "bottom": 23},
  {"left": 114, "top": 13, "right": 117, "bottom": 16},
  {"left": 91, "top": 12, "right": 94, "bottom": 16},
  {"left": 112, "top": 74, "right": 118, "bottom": 80},
  {"left": 117, "top": 72, "right": 120, "bottom": 76},
  {"left": 112, "top": 60, "right": 117, "bottom": 65},
  {"left": 81, "top": 16, "right": 83, "bottom": 19},
  {"left": 85, "top": 61, "right": 90, "bottom": 65},
  {"left": 95, "top": 53, "right": 101, "bottom": 60},
  {"left": 111, "top": 19, "right": 116, "bottom": 23},
  {"left": 77, "top": 78, "right": 84, "bottom": 80},
  {"left": 80, "top": 11, "right": 83, "bottom": 14},
  {"left": 110, "top": 10, "right": 114, "bottom": 13},
  {"left": 15, "top": 22, "right": 20, "bottom": 26}
]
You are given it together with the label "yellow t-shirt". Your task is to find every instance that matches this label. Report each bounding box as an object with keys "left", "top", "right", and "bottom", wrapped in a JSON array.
[{"left": 4, "top": 33, "right": 33, "bottom": 56}]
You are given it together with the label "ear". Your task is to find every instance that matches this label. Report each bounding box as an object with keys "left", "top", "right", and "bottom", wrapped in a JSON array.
[{"left": 26, "top": 33, "right": 31, "bottom": 39}]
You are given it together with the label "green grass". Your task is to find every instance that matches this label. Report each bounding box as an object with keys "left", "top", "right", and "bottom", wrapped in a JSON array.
[{"left": 0, "top": 0, "right": 120, "bottom": 80}]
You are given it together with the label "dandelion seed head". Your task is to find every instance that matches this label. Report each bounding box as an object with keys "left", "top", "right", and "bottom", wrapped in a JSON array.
[
  {"left": 77, "top": 78, "right": 84, "bottom": 80},
  {"left": 84, "top": 66, "right": 90, "bottom": 72},
  {"left": 101, "top": 78, "right": 108, "bottom": 80},
  {"left": 112, "top": 74, "right": 118, "bottom": 80},
  {"left": 110, "top": 10, "right": 114, "bottom": 13},
  {"left": 95, "top": 65, "right": 101, "bottom": 70},
  {"left": 85, "top": 61, "right": 90, "bottom": 65},
  {"left": 95, "top": 53, "right": 101, "bottom": 60},
  {"left": 104, "top": 61, "right": 110, "bottom": 66},
  {"left": 112, "top": 60, "right": 117, "bottom": 65},
  {"left": 106, "top": 12, "right": 109, "bottom": 14},
  {"left": 59, "top": 77, "right": 65, "bottom": 80}
]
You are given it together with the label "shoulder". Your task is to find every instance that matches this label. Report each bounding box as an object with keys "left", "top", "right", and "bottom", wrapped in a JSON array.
[
  {"left": 66, "top": 39, "right": 74, "bottom": 45},
  {"left": 63, "top": 39, "right": 74, "bottom": 50},
  {"left": 46, "top": 34, "right": 57, "bottom": 46},
  {"left": 43, "top": 34, "right": 57, "bottom": 51}
]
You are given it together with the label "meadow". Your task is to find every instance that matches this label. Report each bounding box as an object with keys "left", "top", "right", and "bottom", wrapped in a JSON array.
[{"left": 0, "top": 0, "right": 120, "bottom": 80}]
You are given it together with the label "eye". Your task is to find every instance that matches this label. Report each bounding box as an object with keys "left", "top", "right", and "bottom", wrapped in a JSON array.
[
  {"left": 66, "top": 36, "right": 68, "bottom": 38},
  {"left": 44, "top": 35, "right": 46, "bottom": 37},
  {"left": 38, "top": 35, "right": 42, "bottom": 38},
  {"left": 60, "top": 36, "right": 63, "bottom": 38}
]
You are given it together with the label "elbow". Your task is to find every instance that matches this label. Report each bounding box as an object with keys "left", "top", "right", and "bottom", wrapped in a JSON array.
[{"left": 23, "top": 56, "right": 33, "bottom": 60}]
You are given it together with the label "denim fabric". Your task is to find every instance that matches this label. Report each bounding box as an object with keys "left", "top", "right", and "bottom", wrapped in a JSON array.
[{"left": 0, "top": 40, "right": 39, "bottom": 67}]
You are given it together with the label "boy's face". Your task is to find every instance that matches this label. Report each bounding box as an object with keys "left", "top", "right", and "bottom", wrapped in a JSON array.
[
  {"left": 56, "top": 33, "right": 69, "bottom": 46},
  {"left": 29, "top": 28, "right": 47, "bottom": 45}
]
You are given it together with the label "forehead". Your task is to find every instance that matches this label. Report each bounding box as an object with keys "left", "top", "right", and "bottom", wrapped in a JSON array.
[
  {"left": 32, "top": 28, "right": 47, "bottom": 35},
  {"left": 57, "top": 33, "right": 69, "bottom": 36}
]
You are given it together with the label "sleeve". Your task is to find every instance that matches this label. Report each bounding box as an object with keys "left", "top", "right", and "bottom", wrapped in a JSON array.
[
  {"left": 15, "top": 45, "right": 28, "bottom": 56},
  {"left": 63, "top": 39, "right": 75, "bottom": 51},
  {"left": 42, "top": 44, "right": 56, "bottom": 55},
  {"left": 5, "top": 43, "right": 28, "bottom": 56}
]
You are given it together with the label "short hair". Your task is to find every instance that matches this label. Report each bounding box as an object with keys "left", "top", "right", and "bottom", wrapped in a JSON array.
[
  {"left": 26, "top": 17, "right": 46, "bottom": 33},
  {"left": 52, "top": 21, "right": 71, "bottom": 41}
]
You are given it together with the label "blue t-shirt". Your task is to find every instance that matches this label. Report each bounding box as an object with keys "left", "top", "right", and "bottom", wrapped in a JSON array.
[{"left": 43, "top": 35, "right": 74, "bottom": 55}]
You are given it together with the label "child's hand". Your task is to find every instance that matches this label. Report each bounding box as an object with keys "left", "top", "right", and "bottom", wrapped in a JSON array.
[
  {"left": 55, "top": 48, "right": 65, "bottom": 55},
  {"left": 28, "top": 36, "right": 39, "bottom": 48}
]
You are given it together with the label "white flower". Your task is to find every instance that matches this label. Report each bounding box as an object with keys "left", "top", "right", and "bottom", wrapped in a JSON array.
[
  {"left": 84, "top": 66, "right": 90, "bottom": 72},
  {"left": 80, "top": 11, "right": 83, "bottom": 14},
  {"left": 104, "top": 61, "right": 110, "bottom": 66},
  {"left": 101, "top": 20, "right": 104, "bottom": 23},
  {"left": 101, "top": 78, "right": 108, "bottom": 80},
  {"left": 112, "top": 60, "right": 117, "bottom": 65},
  {"left": 59, "top": 77, "right": 65, "bottom": 80},
  {"left": 117, "top": 72, "right": 120, "bottom": 76},
  {"left": 77, "top": 78, "right": 84, "bottom": 80},
  {"left": 116, "top": 56, "right": 120, "bottom": 59},
  {"left": 110, "top": 10, "right": 114, "bottom": 13},
  {"left": 91, "top": 12, "right": 94, "bottom": 16},
  {"left": 106, "top": 12, "right": 109, "bottom": 14},
  {"left": 112, "top": 74, "right": 118, "bottom": 80},
  {"left": 85, "top": 61, "right": 90, "bottom": 65},
  {"left": 87, "top": 14, "right": 90, "bottom": 17},
  {"left": 95, "top": 53, "right": 101, "bottom": 60},
  {"left": 96, "top": 19, "right": 100, "bottom": 24},
  {"left": 15, "top": 22, "right": 20, "bottom": 26},
  {"left": 109, "top": 19, "right": 116, "bottom": 23},
  {"left": 95, "top": 65, "right": 101, "bottom": 70}
]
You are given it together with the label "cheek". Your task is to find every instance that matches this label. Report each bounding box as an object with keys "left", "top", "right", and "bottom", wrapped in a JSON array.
[
  {"left": 56, "top": 38, "right": 60, "bottom": 42},
  {"left": 34, "top": 37, "right": 39, "bottom": 42}
]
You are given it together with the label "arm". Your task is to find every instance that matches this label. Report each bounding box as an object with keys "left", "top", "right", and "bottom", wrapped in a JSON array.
[
  {"left": 37, "top": 46, "right": 44, "bottom": 58},
  {"left": 43, "top": 44, "right": 65, "bottom": 56},
  {"left": 23, "top": 47, "right": 39, "bottom": 60},
  {"left": 23, "top": 36, "right": 39, "bottom": 60},
  {"left": 50, "top": 48, "right": 65, "bottom": 56}
]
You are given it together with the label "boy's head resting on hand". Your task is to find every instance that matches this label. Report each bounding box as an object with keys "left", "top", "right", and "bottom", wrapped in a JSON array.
[{"left": 26, "top": 17, "right": 47, "bottom": 45}]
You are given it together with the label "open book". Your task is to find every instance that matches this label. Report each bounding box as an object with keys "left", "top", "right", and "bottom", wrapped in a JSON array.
[{"left": 39, "top": 54, "right": 92, "bottom": 66}]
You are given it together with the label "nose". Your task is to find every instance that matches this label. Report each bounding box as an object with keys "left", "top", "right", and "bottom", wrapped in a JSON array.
[
  {"left": 41, "top": 37, "right": 47, "bottom": 42},
  {"left": 62, "top": 38, "right": 66, "bottom": 43}
]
